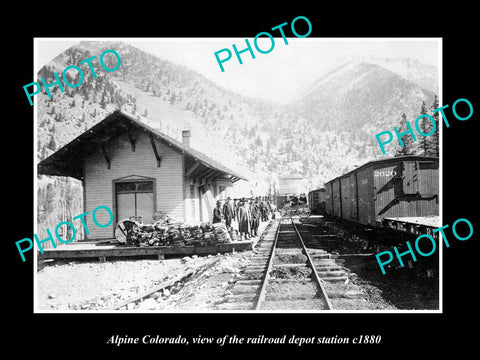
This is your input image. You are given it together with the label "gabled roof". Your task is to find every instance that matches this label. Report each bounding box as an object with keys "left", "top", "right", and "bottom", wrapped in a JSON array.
[{"left": 38, "top": 110, "right": 248, "bottom": 182}]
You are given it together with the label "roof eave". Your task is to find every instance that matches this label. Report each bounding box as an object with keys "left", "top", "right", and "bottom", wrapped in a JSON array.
[{"left": 37, "top": 110, "right": 249, "bottom": 182}]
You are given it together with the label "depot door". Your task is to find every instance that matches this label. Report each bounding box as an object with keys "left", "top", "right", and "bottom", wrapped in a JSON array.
[{"left": 115, "top": 180, "right": 155, "bottom": 224}]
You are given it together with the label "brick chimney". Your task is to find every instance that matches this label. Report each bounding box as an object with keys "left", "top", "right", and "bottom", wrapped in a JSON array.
[{"left": 182, "top": 130, "right": 191, "bottom": 147}]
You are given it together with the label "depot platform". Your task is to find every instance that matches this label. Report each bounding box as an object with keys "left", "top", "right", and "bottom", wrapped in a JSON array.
[{"left": 37, "top": 220, "right": 272, "bottom": 261}]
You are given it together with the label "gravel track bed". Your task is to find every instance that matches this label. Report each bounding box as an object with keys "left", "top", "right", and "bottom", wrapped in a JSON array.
[{"left": 37, "top": 252, "right": 251, "bottom": 311}]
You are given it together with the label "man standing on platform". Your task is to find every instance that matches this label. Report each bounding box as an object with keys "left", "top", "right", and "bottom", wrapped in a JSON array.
[
  {"left": 223, "top": 197, "right": 234, "bottom": 230},
  {"left": 213, "top": 200, "right": 224, "bottom": 224},
  {"left": 250, "top": 198, "right": 260, "bottom": 237},
  {"left": 237, "top": 199, "right": 251, "bottom": 240},
  {"left": 260, "top": 200, "right": 268, "bottom": 222}
]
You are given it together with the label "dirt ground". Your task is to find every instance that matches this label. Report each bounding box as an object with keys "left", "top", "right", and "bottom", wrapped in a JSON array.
[
  {"left": 301, "top": 216, "right": 440, "bottom": 310},
  {"left": 36, "top": 251, "right": 254, "bottom": 311},
  {"left": 36, "top": 217, "right": 433, "bottom": 312}
]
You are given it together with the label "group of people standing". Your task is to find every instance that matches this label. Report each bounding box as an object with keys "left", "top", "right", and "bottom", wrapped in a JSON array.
[{"left": 213, "top": 197, "right": 276, "bottom": 241}]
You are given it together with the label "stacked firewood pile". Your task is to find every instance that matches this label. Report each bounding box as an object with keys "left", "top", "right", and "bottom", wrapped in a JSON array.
[{"left": 121, "top": 217, "right": 232, "bottom": 247}]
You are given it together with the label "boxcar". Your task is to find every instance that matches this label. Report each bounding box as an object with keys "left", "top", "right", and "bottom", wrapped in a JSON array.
[
  {"left": 308, "top": 188, "right": 326, "bottom": 214},
  {"left": 325, "top": 155, "right": 439, "bottom": 227}
]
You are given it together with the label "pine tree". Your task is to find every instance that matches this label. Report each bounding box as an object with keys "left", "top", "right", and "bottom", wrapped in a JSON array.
[
  {"left": 395, "top": 113, "right": 414, "bottom": 156},
  {"left": 430, "top": 95, "right": 440, "bottom": 157},
  {"left": 44, "top": 183, "right": 56, "bottom": 214},
  {"left": 47, "top": 135, "right": 56, "bottom": 151},
  {"left": 418, "top": 101, "right": 432, "bottom": 156},
  {"left": 100, "top": 92, "right": 107, "bottom": 109},
  {"left": 41, "top": 145, "right": 48, "bottom": 160},
  {"left": 169, "top": 91, "right": 176, "bottom": 105}
]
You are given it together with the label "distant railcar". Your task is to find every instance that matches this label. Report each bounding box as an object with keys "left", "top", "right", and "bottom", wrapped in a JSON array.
[
  {"left": 276, "top": 195, "right": 289, "bottom": 209},
  {"left": 308, "top": 188, "right": 326, "bottom": 214},
  {"left": 324, "top": 155, "right": 439, "bottom": 227}
]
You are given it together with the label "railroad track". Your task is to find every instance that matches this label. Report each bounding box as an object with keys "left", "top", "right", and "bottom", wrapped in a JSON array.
[
  {"left": 255, "top": 218, "right": 333, "bottom": 310},
  {"left": 102, "top": 216, "right": 372, "bottom": 311},
  {"left": 217, "top": 217, "right": 374, "bottom": 311}
]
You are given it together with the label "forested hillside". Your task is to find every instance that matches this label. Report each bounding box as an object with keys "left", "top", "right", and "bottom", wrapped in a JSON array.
[{"left": 36, "top": 41, "right": 439, "bottom": 233}]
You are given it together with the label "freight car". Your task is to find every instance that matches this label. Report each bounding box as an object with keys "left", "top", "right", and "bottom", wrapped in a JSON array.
[
  {"left": 308, "top": 188, "right": 326, "bottom": 214},
  {"left": 325, "top": 155, "right": 439, "bottom": 227}
]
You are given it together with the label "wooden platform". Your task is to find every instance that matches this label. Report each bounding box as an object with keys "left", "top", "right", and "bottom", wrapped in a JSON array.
[
  {"left": 37, "top": 219, "right": 274, "bottom": 261},
  {"left": 37, "top": 240, "right": 256, "bottom": 261}
]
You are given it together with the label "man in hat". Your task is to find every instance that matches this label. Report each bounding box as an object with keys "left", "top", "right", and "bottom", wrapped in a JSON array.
[
  {"left": 237, "top": 200, "right": 251, "bottom": 240},
  {"left": 213, "top": 200, "right": 224, "bottom": 224},
  {"left": 223, "top": 197, "right": 234, "bottom": 230},
  {"left": 250, "top": 198, "right": 260, "bottom": 237},
  {"left": 260, "top": 200, "right": 268, "bottom": 222},
  {"left": 233, "top": 198, "right": 239, "bottom": 219}
]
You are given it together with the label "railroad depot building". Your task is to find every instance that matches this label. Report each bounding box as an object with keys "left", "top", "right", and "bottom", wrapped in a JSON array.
[{"left": 38, "top": 110, "right": 247, "bottom": 241}]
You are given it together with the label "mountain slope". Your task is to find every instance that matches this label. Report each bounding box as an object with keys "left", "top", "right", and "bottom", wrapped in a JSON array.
[
  {"left": 288, "top": 60, "right": 436, "bottom": 157},
  {"left": 36, "top": 42, "right": 439, "bottom": 193},
  {"left": 365, "top": 56, "right": 438, "bottom": 93}
]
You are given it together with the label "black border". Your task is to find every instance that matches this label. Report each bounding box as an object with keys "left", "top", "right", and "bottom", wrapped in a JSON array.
[{"left": 7, "top": 5, "right": 479, "bottom": 356}]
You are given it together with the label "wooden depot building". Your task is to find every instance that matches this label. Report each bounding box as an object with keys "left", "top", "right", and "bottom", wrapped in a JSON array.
[{"left": 38, "top": 110, "right": 247, "bottom": 242}]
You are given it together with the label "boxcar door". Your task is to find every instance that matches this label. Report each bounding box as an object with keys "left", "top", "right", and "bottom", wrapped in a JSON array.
[{"left": 349, "top": 173, "right": 358, "bottom": 221}]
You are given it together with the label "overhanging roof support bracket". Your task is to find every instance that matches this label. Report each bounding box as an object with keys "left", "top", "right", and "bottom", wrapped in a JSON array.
[
  {"left": 185, "top": 161, "right": 201, "bottom": 178},
  {"left": 101, "top": 144, "right": 111, "bottom": 169},
  {"left": 149, "top": 133, "right": 161, "bottom": 167},
  {"left": 125, "top": 124, "right": 136, "bottom": 152}
]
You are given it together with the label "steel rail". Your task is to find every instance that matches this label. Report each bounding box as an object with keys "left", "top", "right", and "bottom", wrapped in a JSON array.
[
  {"left": 291, "top": 219, "right": 333, "bottom": 310},
  {"left": 253, "top": 218, "right": 282, "bottom": 310}
]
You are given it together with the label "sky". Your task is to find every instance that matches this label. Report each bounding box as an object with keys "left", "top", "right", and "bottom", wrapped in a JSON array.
[{"left": 35, "top": 37, "right": 441, "bottom": 103}]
